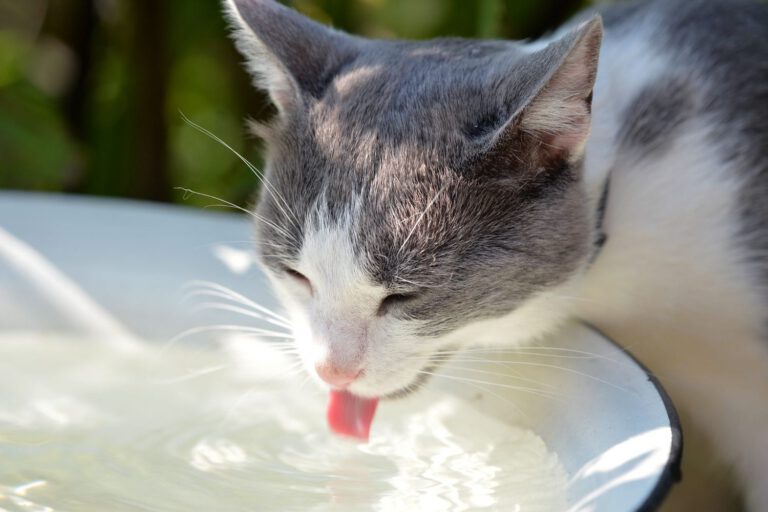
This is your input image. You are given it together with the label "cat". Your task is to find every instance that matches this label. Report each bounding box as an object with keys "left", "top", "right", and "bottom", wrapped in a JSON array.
[{"left": 223, "top": 0, "right": 768, "bottom": 509}]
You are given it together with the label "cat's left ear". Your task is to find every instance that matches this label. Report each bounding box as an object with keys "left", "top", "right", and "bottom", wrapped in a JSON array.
[
  {"left": 224, "top": 0, "right": 358, "bottom": 116},
  {"left": 491, "top": 17, "right": 603, "bottom": 167}
]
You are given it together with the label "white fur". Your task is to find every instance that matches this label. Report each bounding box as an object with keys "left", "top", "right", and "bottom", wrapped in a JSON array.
[
  {"left": 581, "top": 18, "right": 670, "bottom": 209},
  {"left": 275, "top": 205, "right": 433, "bottom": 397},
  {"left": 579, "top": 133, "right": 768, "bottom": 510},
  {"left": 441, "top": 278, "right": 583, "bottom": 350},
  {"left": 581, "top": 26, "right": 768, "bottom": 510},
  {"left": 517, "top": 24, "right": 768, "bottom": 509}
]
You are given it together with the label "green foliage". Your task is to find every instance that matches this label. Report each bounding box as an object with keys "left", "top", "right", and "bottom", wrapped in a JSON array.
[
  {"left": 0, "top": 30, "right": 78, "bottom": 191},
  {"left": 0, "top": 80, "right": 77, "bottom": 190},
  {"left": 0, "top": 0, "right": 589, "bottom": 209}
]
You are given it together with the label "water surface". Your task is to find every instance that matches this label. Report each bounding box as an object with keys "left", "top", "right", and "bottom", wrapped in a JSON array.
[{"left": 0, "top": 333, "right": 567, "bottom": 512}]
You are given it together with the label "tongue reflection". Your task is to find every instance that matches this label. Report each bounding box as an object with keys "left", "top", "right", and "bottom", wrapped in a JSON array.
[{"left": 327, "top": 389, "right": 379, "bottom": 440}]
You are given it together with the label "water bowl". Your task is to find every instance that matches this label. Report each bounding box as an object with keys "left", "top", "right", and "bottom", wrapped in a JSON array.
[{"left": 0, "top": 192, "right": 681, "bottom": 511}]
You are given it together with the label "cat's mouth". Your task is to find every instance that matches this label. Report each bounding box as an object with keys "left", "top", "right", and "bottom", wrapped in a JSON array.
[
  {"left": 325, "top": 350, "right": 454, "bottom": 440},
  {"left": 326, "top": 367, "right": 435, "bottom": 441},
  {"left": 327, "top": 389, "right": 379, "bottom": 440},
  {"left": 325, "top": 349, "right": 455, "bottom": 440}
]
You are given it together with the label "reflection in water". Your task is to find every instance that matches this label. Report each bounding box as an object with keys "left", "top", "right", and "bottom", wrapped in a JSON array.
[
  {"left": 0, "top": 481, "right": 53, "bottom": 512},
  {"left": 567, "top": 428, "right": 673, "bottom": 512},
  {"left": 0, "top": 333, "right": 567, "bottom": 512}
]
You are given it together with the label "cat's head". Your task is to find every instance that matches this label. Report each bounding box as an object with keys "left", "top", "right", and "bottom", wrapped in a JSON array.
[{"left": 225, "top": 0, "right": 602, "bottom": 398}]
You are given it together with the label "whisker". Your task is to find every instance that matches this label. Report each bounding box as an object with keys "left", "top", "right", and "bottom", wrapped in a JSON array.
[
  {"left": 179, "top": 112, "right": 302, "bottom": 232},
  {"left": 417, "top": 370, "right": 563, "bottom": 401},
  {"left": 493, "top": 361, "right": 627, "bottom": 391},
  {"left": 173, "top": 186, "right": 250, "bottom": 216},
  {"left": 157, "top": 328, "right": 295, "bottom": 360},
  {"left": 254, "top": 239, "right": 290, "bottom": 251},
  {"left": 297, "top": 373, "right": 315, "bottom": 392},
  {"left": 441, "top": 352, "right": 612, "bottom": 364},
  {"left": 435, "top": 345, "right": 628, "bottom": 365},
  {"left": 440, "top": 363, "right": 559, "bottom": 390},
  {"left": 272, "top": 360, "right": 306, "bottom": 373},
  {"left": 429, "top": 352, "right": 558, "bottom": 387},
  {"left": 215, "top": 388, "right": 258, "bottom": 430},
  {"left": 423, "top": 356, "right": 627, "bottom": 391},
  {"left": 170, "top": 325, "right": 294, "bottom": 343},
  {"left": 447, "top": 379, "right": 529, "bottom": 420},
  {"left": 446, "top": 346, "right": 606, "bottom": 356},
  {"left": 191, "top": 302, "right": 291, "bottom": 330},
  {"left": 397, "top": 184, "right": 447, "bottom": 257},
  {"left": 176, "top": 187, "right": 299, "bottom": 247},
  {"left": 425, "top": 351, "right": 598, "bottom": 361},
  {"left": 156, "top": 365, "right": 229, "bottom": 384},
  {"left": 185, "top": 280, "right": 290, "bottom": 324},
  {"left": 182, "top": 292, "right": 289, "bottom": 327},
  {"left": 393, "top": 275, "right": 453, "bottom": 290}
]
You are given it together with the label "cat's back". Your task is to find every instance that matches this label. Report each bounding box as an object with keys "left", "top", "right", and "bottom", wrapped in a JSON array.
[
  {"left": 584, "top": 0, "right": 768, "bottom": 286},
  {"left": 575, "top": 8, "right": 768, "bottom": 509},
  {"left": 593, "top": 0, "right": 768, "bottom": 169},
  {"left": 577, "top": 0, "right": 768, "bottom": 335},
  {"left": 591, "top": 0, "right": 768, "bottom": 137},
  {"left": 599, "top": 0, "right": 768, "bottom": 122}
]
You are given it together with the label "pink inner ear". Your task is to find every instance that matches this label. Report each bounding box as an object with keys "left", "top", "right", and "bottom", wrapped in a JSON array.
[
  {"left": 519, "top": 19, "right": 601, "bottom": 161},
  {"left": 534, "top": 100, "right": 591, "bottom": 162},
  {"left": 550, "top": 108, "right": 591, "bottom": 155}
]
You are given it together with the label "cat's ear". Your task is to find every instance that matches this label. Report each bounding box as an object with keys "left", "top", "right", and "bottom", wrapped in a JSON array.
[
  {"left": 491, "top": 16, "right": 603, "bottom": 167},
  {"left": 224, "top": 0, "right": 358, "bottom": 115}
]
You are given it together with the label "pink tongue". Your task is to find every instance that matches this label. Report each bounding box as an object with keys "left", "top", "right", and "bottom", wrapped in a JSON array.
[{"left": 327, "top": 389, "right": 379, "bottom": 440}]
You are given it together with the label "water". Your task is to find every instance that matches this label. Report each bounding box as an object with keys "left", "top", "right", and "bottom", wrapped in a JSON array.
[{"left": 0, "top": 332, "right": 568, "bottom": 512}]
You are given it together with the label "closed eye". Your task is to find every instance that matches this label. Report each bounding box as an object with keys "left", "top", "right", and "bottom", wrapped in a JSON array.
[
  {"left": 377, "top": 293, "right": 418, "bottom": 317},
  {"left": 283, "top": 267, "right": 312, "bottom": 293}
]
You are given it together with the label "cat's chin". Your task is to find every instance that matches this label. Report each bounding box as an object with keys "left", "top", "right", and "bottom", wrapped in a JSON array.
[
  {"left": 345, "top": 360, "right": 441, "bottom": 401},
  {"left": 379, "top": 369, "right": 434, "bottom": 400},
  {"left": 346, "top": 377, "right": 426, "bottom": 401}
]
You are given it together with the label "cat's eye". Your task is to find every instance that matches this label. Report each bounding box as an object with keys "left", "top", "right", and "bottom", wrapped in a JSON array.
[
  {"left": 377, "top": 293, "right": 418, "bottom": 317},
  {"left": 283, "top": 267, "right": 312, "bottom": 293}
]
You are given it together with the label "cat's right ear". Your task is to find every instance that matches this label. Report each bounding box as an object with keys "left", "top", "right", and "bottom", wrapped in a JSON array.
[
  {"left": 479, "top": 17, "right": 602, "bottom": 173},
  {"left": 224, "top": 0, "right": 358, "bottom": 116}
]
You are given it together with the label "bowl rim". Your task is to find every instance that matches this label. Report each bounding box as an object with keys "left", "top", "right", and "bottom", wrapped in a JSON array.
[
  {"left": 0, "top": 191, "right": 685, "bottom": 510},
  {"left": 586, "top": 323, "right": 684, "bottom": 512}
]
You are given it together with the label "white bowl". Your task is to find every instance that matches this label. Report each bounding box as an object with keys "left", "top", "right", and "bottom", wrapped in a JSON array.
[{"left": 0, "top": 192, "right": 682, "bottom": 511}]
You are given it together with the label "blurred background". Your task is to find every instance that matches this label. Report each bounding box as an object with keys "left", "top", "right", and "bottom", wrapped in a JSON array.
[{"left": 0, "top": 0, "right": 590, "bottom": 209}]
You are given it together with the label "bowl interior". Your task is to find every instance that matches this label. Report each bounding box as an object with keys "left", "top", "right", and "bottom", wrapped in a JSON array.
[{"left": 0, "top": 192, "right": 681, "bottom": 511}]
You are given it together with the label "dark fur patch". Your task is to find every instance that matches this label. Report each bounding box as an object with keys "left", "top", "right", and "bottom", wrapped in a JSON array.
[
  {"left": 618, "top": 75, "right": 695, "bottom": 155},
  {"left": 639, "top": 0, "right": 768, "bottom": 327}
]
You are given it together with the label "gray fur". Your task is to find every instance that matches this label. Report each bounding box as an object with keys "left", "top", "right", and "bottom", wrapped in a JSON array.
[
  {"left": 227, "top": 0, "right": 768, "bottom": 336},
  {"left": 602, "top": 0, "right": 768, "bottom": 317},
  {"left": 617, "top": 75, "right": 696, "bottom": 155},
  {"left": 660, "top": 0, "right": 768, "bottom": 304},
  {"left": 226, "top": 0, "right": 359, "bottom": 111},
  {"left": 229, "top": 1, "right": 601, "bottom": 337}
]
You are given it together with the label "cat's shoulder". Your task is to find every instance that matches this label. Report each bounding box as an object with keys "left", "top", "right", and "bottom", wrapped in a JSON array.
[{"left": 598, "top": 0, "right": 768, "bottom": 48}]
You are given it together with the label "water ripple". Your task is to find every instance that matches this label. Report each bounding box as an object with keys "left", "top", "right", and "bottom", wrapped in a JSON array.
[{"left": 0, "top": 333, "right": 567, "bottom": 512}]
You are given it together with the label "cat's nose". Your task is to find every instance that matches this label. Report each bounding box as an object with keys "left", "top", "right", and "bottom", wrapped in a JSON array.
[{"left": 315, "top": 361, "right": 361, "bottom": 388}]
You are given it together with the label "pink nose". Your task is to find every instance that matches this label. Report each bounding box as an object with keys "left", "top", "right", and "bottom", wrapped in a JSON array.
[{"left": 315, "top": 362, "right": 361, "bottom": 388}]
